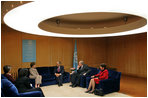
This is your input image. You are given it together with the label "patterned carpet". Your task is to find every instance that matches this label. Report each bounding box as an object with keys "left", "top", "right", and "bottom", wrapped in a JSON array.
[{"left": 41, "top": 83, "right": 131, "bottom": 97}]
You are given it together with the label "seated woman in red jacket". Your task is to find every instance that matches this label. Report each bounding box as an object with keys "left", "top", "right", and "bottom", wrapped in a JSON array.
[
  {"left": 85, "top": 64, "right": 108, "bottom": 94},
  {"left": 3, "top": 65, "right": 15, "bottom": 84}
]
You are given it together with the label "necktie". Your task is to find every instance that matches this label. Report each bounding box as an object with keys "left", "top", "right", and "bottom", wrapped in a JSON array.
[{"left": 58, "top": 66, "right": 60, "bottom": 72}]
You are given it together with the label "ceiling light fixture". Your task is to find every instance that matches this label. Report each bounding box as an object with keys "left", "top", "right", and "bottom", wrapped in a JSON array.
[
  {"left": 4, "top": 0, "right": 147, "bottom": 38},
  {"left": 123, "top": 16, "right": 128, "bottom": 24},
  {"left": 56, "top": 19, "right": 60, "bottom": 26}
]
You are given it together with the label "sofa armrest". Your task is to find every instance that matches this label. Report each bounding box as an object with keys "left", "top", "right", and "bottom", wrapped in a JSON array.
[
  {"left": 99, "top": 78, "right": 120, "bottom": 93},
  {"left": 19, "top": 91, "right": 43, "bottom": 97},
  {"left": 64, "top": 72, "right": 69, "bottom": 75},
  {"left": 86, "top": 77, "right": 91, "bottom": 88},
  {"left": 63, "top": 72, "right": 70, "bottom": 77},
  {"left": 63, "top": 72, "right": 70, "bottom": 83},
  {"left": 99, "top": 79, "right": 115, "bottom": 87}
]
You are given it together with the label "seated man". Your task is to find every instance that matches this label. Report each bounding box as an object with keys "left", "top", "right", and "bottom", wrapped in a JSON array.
[
  {"left": 54, "top": 61, "right": 64, "bottom": 87},
  {"left": 70, "top": 61, "right": 90, "bottom": 88}
]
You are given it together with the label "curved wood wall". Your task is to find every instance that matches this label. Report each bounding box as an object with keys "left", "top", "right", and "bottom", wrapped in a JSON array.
[{"left": 1, "top": 24, "right": 147, "bottom": 78}]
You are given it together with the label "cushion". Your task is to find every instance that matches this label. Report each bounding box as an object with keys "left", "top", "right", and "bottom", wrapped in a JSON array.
[
  {"left": 87, "top": 67, "right": 100, "bottom": 76},
  {"left": 42, "top": 75, "right": 56, "bottom": 81},
  {"left": 36, "top": 67, "right": 50, "bottom": 75},
  {"left": 108, "top": 70, "right": 118, "bottom": 79},
  {"left": 48, "top": 66, "right": 56, "bottom": 75},
  {"left": 1, "top": 79, "right": 19, "bottom": 97}
]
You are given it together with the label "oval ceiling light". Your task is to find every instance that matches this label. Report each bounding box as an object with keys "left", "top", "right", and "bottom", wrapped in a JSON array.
[{"left": 4, "top": 0, "right": 147, "bottom": 38}]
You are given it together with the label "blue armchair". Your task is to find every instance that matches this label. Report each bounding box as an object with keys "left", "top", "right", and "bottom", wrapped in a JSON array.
[
  {"left": 1, "top": 79, "right": 43, "bottom": 97},
  {"left": 86, "top": 70, "right": 121, "bottom": 94}
]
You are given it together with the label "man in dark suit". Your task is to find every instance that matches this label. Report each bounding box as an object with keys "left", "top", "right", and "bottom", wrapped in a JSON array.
[
  {"left": 70, "top": 61, "right": 90, "bottom": 88},
  {"left": 54, "top": 61, "right": 64, "bottom": 87}
]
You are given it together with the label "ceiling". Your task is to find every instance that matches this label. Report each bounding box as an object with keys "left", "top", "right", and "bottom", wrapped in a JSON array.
[
  {"left": 39, "top": 12, "right": 146, "bottom": 34},
  {"left": 2, "top": 1, "right": 147, "bottom": 36},
  {"left": 53, "top": 12, "right": 128, "bottom": 22},
  {"left": 1, "top": 1, "right": 31, "bottom": 24}
]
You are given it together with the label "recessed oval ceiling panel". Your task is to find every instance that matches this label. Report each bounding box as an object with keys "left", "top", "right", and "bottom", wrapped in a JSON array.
[{"left": 38, "top": 12, "right": 146, "bottom": 35}]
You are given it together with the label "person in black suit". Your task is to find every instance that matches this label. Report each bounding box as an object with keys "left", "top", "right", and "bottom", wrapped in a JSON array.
[
  {"left": 15, "top": 68, "right": 44, "bottom": 96},
  {"left": 54, "top": 61, "right": 64, "bottom": 87},
  {"left": 70, "top": 61, "right": 90, "bottom": 88}
]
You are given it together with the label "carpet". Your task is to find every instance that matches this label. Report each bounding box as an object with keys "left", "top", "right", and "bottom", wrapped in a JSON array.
[{"left": 41, "top": 83, "right": 131, "bottom": 97}]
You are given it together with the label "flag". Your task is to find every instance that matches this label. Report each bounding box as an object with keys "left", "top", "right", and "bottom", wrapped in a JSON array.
[{"left": 73, "top": 40, "right": 78, "bottom": 72}]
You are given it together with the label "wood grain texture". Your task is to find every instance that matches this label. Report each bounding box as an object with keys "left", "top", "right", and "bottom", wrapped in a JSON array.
[
  {"left": 1, "top": 24, "right": 147, "bottom": 79},
  {"left": 107, "top": 33, "right": 147, "bottom": 78},
  {"left": 1, "top": 24, "right": 106, "bottom": 76},
  {"left": 120, "top": 74, "right": 147, "bottom": 97}
]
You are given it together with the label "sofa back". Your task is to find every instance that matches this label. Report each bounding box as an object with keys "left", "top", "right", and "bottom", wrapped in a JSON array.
[
  {"left": 88, "top": 67, "right": 121, "bottom": 79},
  {"left": 87, "top": 67, "right": 100, "bottom": 76},
  {"left": 108, "top": 70, "right": 121, "bottom": 79},
  {"left": 36, "top": 67, "right": 51, "bottom": 76},
  {"left": 18, "top": 66, "right": 64, "bottom": 78},
  {"left": 1, "top": 79, "right": 19, "bottom": 97}
]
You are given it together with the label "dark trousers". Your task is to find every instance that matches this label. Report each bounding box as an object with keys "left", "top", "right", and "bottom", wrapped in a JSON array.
[
  {"left": 56, "top": 75, "right": 63, "bottom": 85},
  {"left": 71, "top": 72, "right": 82, "bottom": 86}
]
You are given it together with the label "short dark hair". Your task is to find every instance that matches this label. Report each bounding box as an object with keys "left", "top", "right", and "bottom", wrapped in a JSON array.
[
  {"left": 100, "top": 63, "right": 107, "bottom": 69},
  {"left": 3, "top": 65, "right": 11, "bottom": 74},
  {"left": 18, "top": 68, "right": 28, "bottom": 77},
  {"left": 30, "top": 62, "right": 35, "bottom": 68}
]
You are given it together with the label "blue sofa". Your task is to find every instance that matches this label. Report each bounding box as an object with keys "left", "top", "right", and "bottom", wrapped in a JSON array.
[
  {"left": 85, "top": 69, "right": 121, "bottom": 94},
  {"left": 19, "top": 66, "right": 70, "bottom": 87},
  {"left": 80, "top": 67, "right": 100, "bottom": 88},
  {"left": 1, "top": 75, "right": 43, "bottom": 97}
]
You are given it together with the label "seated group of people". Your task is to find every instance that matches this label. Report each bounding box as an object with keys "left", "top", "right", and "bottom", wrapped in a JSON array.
[
  {"left": 3, "top": 63, "right": 44, "bottom": 96},
  {"left": 3, "top": 60, "right": 109, "bottom": 95},
  {"left": 69, "top": 61, "right": 108, "bottom": 94}
]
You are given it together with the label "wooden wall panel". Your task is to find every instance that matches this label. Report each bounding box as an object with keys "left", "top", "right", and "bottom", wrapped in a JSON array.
[
  {"left": 77, "top": 38, "right": 107, "bottom": 67},
  {"left": 107, "top": 33, "right": 147, "bottom": 78},
  {"left": 1, "top": 24, "right": 147, "bottom": 78},
  {"left": 36, "top": 36, "right": 50, "bottom": 66},
  {"left": 1, "top": 24, "right": 106, "bottom": 77},
  {"left": 1, "top": 25, "right": 22, "bottom": 78},
  {"left": 1, "top": 24, "right": 5, "bottom": 73}
]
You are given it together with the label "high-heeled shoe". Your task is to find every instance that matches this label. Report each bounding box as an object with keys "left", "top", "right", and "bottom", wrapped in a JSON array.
[
  {"left": 85, "top": 90, "right": 90, "bottom": 93},
  {"left": 89, "top": 91, "right": 94, "bottom": 94}
]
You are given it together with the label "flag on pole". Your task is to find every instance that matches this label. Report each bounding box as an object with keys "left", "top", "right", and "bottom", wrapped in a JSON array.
[{"left": 73, "top": 40, "right": 78, "bottom": 72}]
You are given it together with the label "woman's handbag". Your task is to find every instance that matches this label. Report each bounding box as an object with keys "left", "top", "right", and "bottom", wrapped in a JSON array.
[{"left": 94, "top": 88, "right": 104, "bottom": 96}]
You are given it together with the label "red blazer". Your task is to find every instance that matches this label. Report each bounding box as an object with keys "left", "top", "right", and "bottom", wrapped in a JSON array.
[
  {"left": 94, "top": 69, "right": 109, "bottom": 84},
  {"left": 4, "top": 73, "right": 15, "bottom": 84}
]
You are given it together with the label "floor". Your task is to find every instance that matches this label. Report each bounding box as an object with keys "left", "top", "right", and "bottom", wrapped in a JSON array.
[
  {"left": 41, "top": 74, "right": 147, "bottom": 97},
  {"left": 41, "top": 83, "right": 131, "bottom": 97},
  {"left": 119, "top": 74, "right": 147, "bottom": 97}
]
